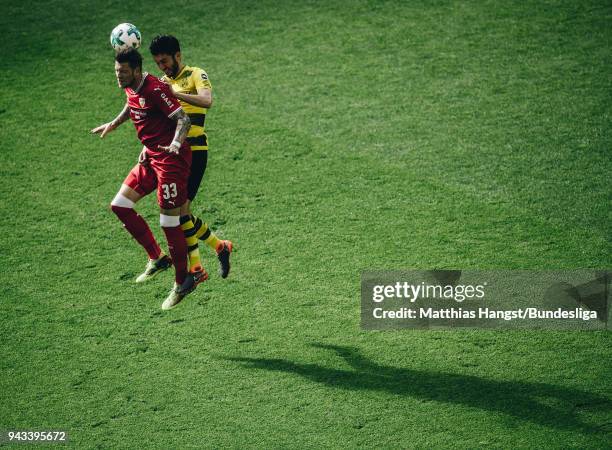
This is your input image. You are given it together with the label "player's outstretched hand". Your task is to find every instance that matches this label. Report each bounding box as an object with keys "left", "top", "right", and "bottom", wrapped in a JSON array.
[
  {"left": 157, "top": 144, "right": 180, "bottom": 155},
  {"left": 90, "top": 122, "right": 115, "bottom": 138}
]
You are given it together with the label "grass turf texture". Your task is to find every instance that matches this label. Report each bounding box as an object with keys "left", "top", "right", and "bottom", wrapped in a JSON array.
[{"left": 1, "top": 0, "right": 611, "bottom": 448}]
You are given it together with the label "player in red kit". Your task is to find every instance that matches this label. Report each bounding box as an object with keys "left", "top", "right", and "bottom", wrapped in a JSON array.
[{"left": 91, "top": 48, "right": 205, "bottom": 310}]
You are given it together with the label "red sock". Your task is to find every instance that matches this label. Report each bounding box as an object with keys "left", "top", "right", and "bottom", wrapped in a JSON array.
[
  {"left": 111, "top": 205, "right": 161, "bottom": 260},
  {"left": 162, "top": 225, "right": 188, "bottom": 284}
]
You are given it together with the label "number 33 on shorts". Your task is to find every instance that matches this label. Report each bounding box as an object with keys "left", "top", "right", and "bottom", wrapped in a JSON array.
[{"left": 162, "top": 183, "right": 177, "bottom": 199}]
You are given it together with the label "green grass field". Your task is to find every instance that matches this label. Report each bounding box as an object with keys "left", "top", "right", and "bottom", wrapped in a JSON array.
[{"left": 1, "top": 0, "right": 611, "bottom": 448}]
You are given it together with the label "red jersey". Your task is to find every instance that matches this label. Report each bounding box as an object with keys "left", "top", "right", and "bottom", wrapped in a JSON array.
[{"left": 125, "top": 73, "right": 187, "bottom": 152}]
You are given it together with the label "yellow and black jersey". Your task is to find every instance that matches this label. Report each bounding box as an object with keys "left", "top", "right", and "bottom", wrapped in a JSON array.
[{"left": 162, "top": 65, "right": 212, "bottom": 151}]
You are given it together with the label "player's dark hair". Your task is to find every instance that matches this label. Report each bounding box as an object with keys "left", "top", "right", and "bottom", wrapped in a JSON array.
[
  {"left": 149, "top": 35, "right": 181, "bottom": 56},
  {"left": 115, "top": 48, "right": 142, "bottom": 70}
]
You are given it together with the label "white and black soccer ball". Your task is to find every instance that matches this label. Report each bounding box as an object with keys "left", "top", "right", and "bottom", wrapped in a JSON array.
[{"left": 110, "top": 23, "right": 142, "bottom": 52}]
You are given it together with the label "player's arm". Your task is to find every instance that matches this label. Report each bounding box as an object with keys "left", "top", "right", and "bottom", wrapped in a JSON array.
[
  {"left": 158, "top": 109, "right": 191, "bottom": 154},
  {"left": 171, "top": 88, "right": 212, "bottom": 109},
  {"left": 90, "top": 103, "right": 131, "bottom": 138}
]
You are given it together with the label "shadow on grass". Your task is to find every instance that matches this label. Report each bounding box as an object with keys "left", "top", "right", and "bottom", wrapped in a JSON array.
[{"left": 228, "top": 343, "right": 611, "bottom": 433}]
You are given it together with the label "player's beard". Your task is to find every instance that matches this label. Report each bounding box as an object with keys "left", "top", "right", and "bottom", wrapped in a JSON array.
[
  {"left": 118, "top": 77, "right": 131, "bottom": 89},
  {"left": 170, "top": 57, "right": 180, "bottom": 78},
  {"left": 118, "top": 74, "right": 134, "bottom": 89}
]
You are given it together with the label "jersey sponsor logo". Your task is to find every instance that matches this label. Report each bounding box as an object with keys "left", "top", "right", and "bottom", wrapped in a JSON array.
[
  {"left": 160, "top": 92, "right": 175, "bottom": 108},
  {"left": 139, "top": 98, "right": 146, "bottom": 107}
]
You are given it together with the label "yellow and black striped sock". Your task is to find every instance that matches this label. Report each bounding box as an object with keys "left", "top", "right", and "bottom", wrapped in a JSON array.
[
  {"left": 191, "top": 214, "right": 221, "bottom": 251},
  {"left": 180, "top": 215, "right": 202, "bottom": 271}
]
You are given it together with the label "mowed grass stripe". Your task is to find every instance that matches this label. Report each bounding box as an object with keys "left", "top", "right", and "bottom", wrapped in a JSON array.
[{"left": 0, "top": 0, "right": 610, "bottom": 448}]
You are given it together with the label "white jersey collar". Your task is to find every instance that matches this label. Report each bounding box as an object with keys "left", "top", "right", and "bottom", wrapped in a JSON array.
[{"left": 133, "top": 72, "right": 148, "bottom": 93}]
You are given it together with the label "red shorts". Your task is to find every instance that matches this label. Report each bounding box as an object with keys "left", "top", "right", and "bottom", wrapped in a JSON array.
[{"left": 123, "top": 146, "right": 192, "bottom": 209}]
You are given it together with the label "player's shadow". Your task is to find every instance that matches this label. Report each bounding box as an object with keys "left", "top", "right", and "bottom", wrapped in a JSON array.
[{"left": 228, "top": 343, "right": 611, "bottom": 433}]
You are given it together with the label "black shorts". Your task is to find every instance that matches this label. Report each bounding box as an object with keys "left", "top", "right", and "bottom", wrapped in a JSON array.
[{"left": 187, "top": 151, "right": 208, "bottom": 201}]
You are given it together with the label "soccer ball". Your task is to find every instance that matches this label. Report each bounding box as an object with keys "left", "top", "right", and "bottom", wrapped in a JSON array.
[{"left": 110, "top": 23, "right": 142, "bottom": 52}]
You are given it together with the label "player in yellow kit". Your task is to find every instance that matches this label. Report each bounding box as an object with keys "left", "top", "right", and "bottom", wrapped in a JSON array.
[{"left": 149, "top": 35, "right": 233, "bottom": 279}]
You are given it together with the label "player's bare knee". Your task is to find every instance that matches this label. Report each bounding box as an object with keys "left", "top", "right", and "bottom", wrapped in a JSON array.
[
  {"left": 118, "top": 184, "right": 142, "bottom": 203},
  {"left": 180, "top": 204, "right": 191, "bottom": 216}
]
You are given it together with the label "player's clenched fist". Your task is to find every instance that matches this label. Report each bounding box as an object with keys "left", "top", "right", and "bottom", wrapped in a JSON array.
[
  {"left": 138, "top": 146, "right": 150, "bottom": 166},
  {"left": 157, "top": 143, "right": 180, "bottom": 154}
]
